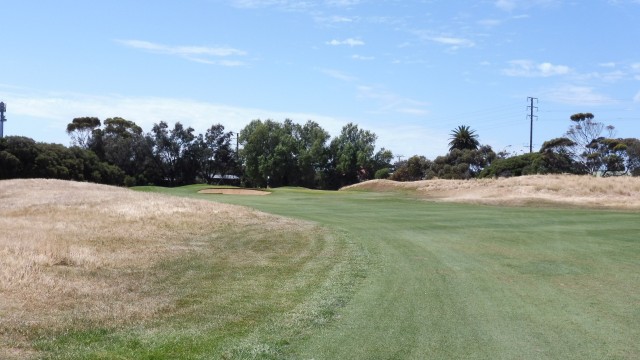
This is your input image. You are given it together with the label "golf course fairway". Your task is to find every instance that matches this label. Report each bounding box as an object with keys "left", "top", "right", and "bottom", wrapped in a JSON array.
[{"left": 171, "top": 186, "right": 638, "bottom": 359}]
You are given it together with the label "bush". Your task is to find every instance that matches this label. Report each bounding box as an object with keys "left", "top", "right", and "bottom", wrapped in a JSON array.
[
  {"left": 124, "top": 175, "right": 137, "bottom": 187},
  {"left": 375, "top": 168, "right": 391, "bottom": 179},
  {"left": 480, "top": 153, "right": 541, "bottom": 178}
]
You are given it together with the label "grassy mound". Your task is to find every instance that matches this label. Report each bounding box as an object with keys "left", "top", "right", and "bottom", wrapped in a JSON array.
[
  {"left": 342, "top": 174, "right": 640, "bottom": 209},
  {"left": 0, "top": 179, "right": 360, "bottom": 359}
]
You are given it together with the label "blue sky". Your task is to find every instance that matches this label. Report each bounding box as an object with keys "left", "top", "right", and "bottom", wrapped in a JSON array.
[{"left": 1, "top": 0, "right": 639, "bottom": 158}]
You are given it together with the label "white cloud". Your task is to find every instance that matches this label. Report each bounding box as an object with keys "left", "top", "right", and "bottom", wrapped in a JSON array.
[
  {"left": 495, "top": 0, "right": 558, "bottom": 11},
  {"left": 319, "top": 68, "right": 357, "bottom": 82},
  {"left": 351, "top": 54, "right": 374, "bottom": 61},
  {"left": 231, "top": 0, "right": 313, "bottom": 11},
  {"left": 631, "top": 63, "right": 640, "bottom": 80},
  {"left": 429, "top": 36, "right": 475, "bottom": 48},
  {"left": 316, "top": 15, "right": 355, "bottom": 24},
  {"left": 325, "top": 0, "right": 361, "bottom": 7},
  {"left": 544, "top": 85, "right": 616, "bottom": 106},
  {"left": 495, "top": 0, "right": 517, "bottom": 11},
  {"left": 503, "top": 60, "right": 571, "bottom": 77},
  {"left": 357, "top": 85, "right": 429, "bottom": 116},
  {"left": 0, "top": 89, "right": 347, "bottom": 143},
  {"left": 478, "top": 19, "right": 502, "bottom": 27},
  {"left": 116, "top": 39, "right": 247, "bottom": 65},
  {"left": 326, "top": 38, "right": 365, "bottom": 47}
]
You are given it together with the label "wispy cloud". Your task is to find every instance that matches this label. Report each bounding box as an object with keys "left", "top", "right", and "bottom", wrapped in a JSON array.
[
  {"left": 231, "top": 0, "right": 361, "bottom": 11},
  {"left": 319, "top": 68, "right": 357, "bottom": 82},
  {"left": 413, "top": 30, "right": 475, "bottom": 51},
  {"left": 230, "top": 0, "right": 313, "bottom": 11},
  {"left": 503, "top": 60, "right": 571, "bottom": 77},
  {"left": 0, "top": 89, "right": 347, "bottom": 142},
  {"left": 632, "top": 63, "right": 640, "bottom": 80},
  {"left": 325, "top": 0, "right": 362, "bottom": 7},
  {"left": 357, "top": 85, "right": 429, "bottom": 116},
  {"left": 477, "top": 19, "right": 503, "bottom": 27},
  {"left": 116, "top": 39, "right": 247, "bottom": 66},
  {"left": 495, "top": 0, "right": 558, "bottom": 11},
  {"left": 315, "top": 15, "right": 356, "bottom": 24},
  {"left": 544, "top": 85, "right": 616, "bottom": 106},
  {"left": 429, "top": 36, "right": 475, "bottom": 47},
  {"left": 495, "top": 0, "right": 517, "bottom": 11},
  {"left": 351, "top": 54, "right": 374, "bottom": 61},
  {"left": 326, "top": 38, "right": 365, "bottom": 47},
  {"left": 599, "top": 62, "right": 617, "bottom": 68}
]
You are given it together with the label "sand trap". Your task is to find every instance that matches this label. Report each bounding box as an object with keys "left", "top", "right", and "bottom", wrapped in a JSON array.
[{"left": 198, "top": 188, "right": 271, "bottom": 196}]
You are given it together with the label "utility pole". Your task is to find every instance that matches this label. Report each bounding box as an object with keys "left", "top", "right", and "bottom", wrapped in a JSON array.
[
  {"left": 236, "top": 132, "right": 239, "bottom": 160},
  {"left": 0, "top": 102, "right": 6, "bottom": 139},
  {"left": 527, "top": 97, "right": 538, "bottom": 153}
]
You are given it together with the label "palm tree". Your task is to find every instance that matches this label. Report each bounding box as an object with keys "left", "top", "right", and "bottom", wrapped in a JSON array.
[{"left": 448, "top": 125, "right": 479, "bottom": 151}]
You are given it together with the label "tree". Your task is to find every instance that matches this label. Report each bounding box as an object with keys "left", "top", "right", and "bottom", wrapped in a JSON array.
[
  {"left": 150, "top": 121, "right": 197, "bottom": 186},
  {"left": 586, "top": 138, "right": 631, "bottom": 176},
  {"left": 373, "top": 148, "right": 394, "bottom": 174},
  {"left": 390, "top": 155, "right": 430, "bottom": 181},
  {"left": 448, "top": 125, "right": 479, "bottom": 151},
  {"left": 328, "top": 123, "right": 378, "bottom": 188},
  {"left": 239, "top": 119, "right": 297, "bottom": 187},
  {"left": 479, "top": 152, "right": 542, "bottom": 178},
  {"left": 539, "top": 137, "right": 582, "bottom": 174},
  {"left": 94, "top": 117, "right": 153, "bottom": 185},
  {"left": 565, "top": 113, "right": 615, "bottom": 175},
  {"left": 294, "top": 120, "right": 330, "bottom": 188},
  {"left": 0, "top": 137, "right": 21, "bottom": 179},
  {"left": 625, "top": 138, "right": 640, "bottom": 176},
  {"left": 66, "top": 117, "right": 101, "bottom": 149},
  {"left": 428, "top": 145, "right": 495, "bottom": 179},
  {"left": 195, "top": 124, "right": 237, "bottom": 184},
  {"left": 0, "top": 135, "right": 124, "bottom": 184}
]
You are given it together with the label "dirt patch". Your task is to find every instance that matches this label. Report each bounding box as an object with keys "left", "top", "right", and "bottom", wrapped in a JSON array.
[
  {"left": 198, "top": 188, "right": 271, "bottom": 195},
  {"left": 342, "top": 175, "right": 640, "bottom": 210}
]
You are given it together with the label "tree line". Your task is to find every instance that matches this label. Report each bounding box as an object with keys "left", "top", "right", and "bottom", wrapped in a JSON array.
[
  {"left": 0, "top": 117, "right": 393, "bottom": 189},
  {"left": 1, "top": 112, "right": 638, "bottom": 188},
  {"left": 390, "top": 113, "right": 640, "bottom": 181}
]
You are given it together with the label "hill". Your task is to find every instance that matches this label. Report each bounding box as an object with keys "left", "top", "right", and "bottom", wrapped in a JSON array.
[
  {"left": 342, "top": 175, "right": 640, "bottom": 210},
  {"left": 0, "top": 179, "right": 334, "bottom": 359}
]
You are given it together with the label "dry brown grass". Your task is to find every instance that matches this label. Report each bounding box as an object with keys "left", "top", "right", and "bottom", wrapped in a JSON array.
[
  {"left": 0, "top": 179, "right": 312, "bottom": 358},
  {"left": 342, "top": 175, "right": 640, "bottom": 209}
]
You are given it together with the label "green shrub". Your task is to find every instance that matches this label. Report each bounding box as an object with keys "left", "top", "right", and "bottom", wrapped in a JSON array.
[{"left": 375, "top": 168, "right": 391, "bottom": 179}]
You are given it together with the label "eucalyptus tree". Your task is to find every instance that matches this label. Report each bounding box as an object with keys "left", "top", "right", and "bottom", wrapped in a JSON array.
[
  {"left": 150, "top": 121, "right": 197, "bottom": 185},
  {"left": 66, "top": 117, "right": 101, "bottom": 149},
  {"left": 195, "top": 124, "right": 237, "bottom": 184},
  {"left": 95, "top": 117, "right": 151, "bottom": 180},
  {"left": 565, "top": 113, "right": 615, "bottom": 175}
]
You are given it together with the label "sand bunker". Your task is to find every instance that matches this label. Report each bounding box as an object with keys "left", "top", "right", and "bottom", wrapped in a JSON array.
[{"left": 198, "top": 188, "right": 271, "bottom": 196}]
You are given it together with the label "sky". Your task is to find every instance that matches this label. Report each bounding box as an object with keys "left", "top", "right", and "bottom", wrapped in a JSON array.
[{"left": 1, "top": 0, "right": 639, "bottom": 159}]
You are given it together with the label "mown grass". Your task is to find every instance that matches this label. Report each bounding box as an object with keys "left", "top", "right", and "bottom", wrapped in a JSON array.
[
  {"left": 0, "top": 180, "right": 365, "bottom": 359},
  {"left": 192, "top": 186, "right": 639, "bottom": 359},
  {"left": 4, "top": 180, "right": 638, "bottom": 359}
]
